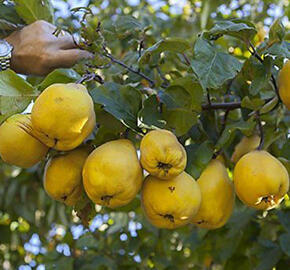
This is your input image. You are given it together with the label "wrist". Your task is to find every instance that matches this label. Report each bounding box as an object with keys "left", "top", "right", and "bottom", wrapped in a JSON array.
[{"left": 0, "top": 38, "right": 14, "bottom": 71}]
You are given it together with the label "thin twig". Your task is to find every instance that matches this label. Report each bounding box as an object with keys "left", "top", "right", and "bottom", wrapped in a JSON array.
[
  {"left": 270, "top": 74, "right": 281, "bottom": 101},
  {"left": 206, "top": 88, "right": 211, "bottom": 106},
  {"left": 76, "top": 72, "right": 104, "bottom": 84},
  {"left": 248, "top": 42, "right": 281, "bottom": 101},
  {"left": 138, "top": 39, "right": 144, "bottom": 59},
  {"left": 182, "top": 53, "right": 191, "bottom": 66},
  {"left": 249, "top": 42, "right": 263, "bottom": 63},
  {"left": 103, "top": 50, "right": 156, "bottom": 87}
]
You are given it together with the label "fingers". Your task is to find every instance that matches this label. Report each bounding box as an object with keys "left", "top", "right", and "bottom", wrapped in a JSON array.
[
  {"left": 50, "top": 49, "right": 93, "bottom": 68},
  {"left": 55, "top": 34, "right": 77, "bottom": 49}
]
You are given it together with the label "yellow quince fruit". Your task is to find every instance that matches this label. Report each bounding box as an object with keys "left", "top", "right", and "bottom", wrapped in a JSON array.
[
  {"left": 141, "top": 172, "right": 201, "bottom": 229},
  {"left": 234, "top": 150, "right": 289, "bottom": 210},
  {"left": 44, "top": 146, "right": 91, "bottom": 206},
  {"left": 0, "top": 114, "right": 48, "bottom": 168},
  {"left": 31, "top": 83, "right": 96, "bottom": 151},
  {"left": 192, "top": 160, "right": 235, "bottom": 229},
  {"left": 82, "top": 139, "right": 143, "bottom": 208},
  {"left": 140, "top": 129, "right": 187, "bottom": 179},
  {"left": 231, "top": 135, "right": 260, "bottom": 163},
  {"left": 278, "top": 60, "right": 290, "bottom": 110}
]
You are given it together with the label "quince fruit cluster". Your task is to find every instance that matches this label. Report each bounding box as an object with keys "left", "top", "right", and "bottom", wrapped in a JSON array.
[{"left": 0, "top": 82, "right": 289, "bottom": 231}]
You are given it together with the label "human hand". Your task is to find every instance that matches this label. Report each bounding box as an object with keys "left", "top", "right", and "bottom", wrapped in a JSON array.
[{"left": 5, "top": 20, "right": 92, "bottom": 76}]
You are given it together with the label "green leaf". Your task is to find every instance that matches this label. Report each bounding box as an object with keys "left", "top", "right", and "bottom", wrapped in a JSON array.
[
  {"left": 269, "top": 18, "right": 285, "bottom": 44},
  {"left": 241, "top": 96, "right": 265, "bottom": 110},
  {"left": 114, "top": 15, "right": 143, "bottom": 33},
  {"left": 57, "top": 204, "right": 69, "bottom": 227},
  {"left": 138, "top": 95, "right": 166, "bottom": 129},
  {"left": 266, "top": 41, "right": 290, "bottom": 58},
  {"left": 93, "top": 109, "right": 126, "bottom": 146},
  {"left": 216, "top": 120, "right": 256, "bottom": 149},
  {"left": 281, "top": 141, "right": 290, "bottom": 159},
  {"left": 0, "top": 3, "right": 23, "bottom": 38},
  {"left": 227, "top": 208, "right": 256, "bottom": 237},
  {"left": 14, "top": 0, "right": 54, "bottom": 24},
  {"left": 0, "top": 225, "right": 11, "bottom": 243},
  {"left": 0, "top": 19, "right": 20, "bottom": 38},
  {"left": 244, "top": 57, "right": 272, "bottom": 96},
  {"left": 191, "top": 38, "right": 243, "bottom": 89},
  {"left": 279, "top": 233, "right": 290, "bottom": 257},
  {"left": 225, "top": 255, "right": 252, "bottom": 270},
  {"left": 91, "top": 82, "right": 142, "bottom": 132},
  {"left": 76, "top": 233, "right": 98, "bottom": 250},
  {"left": 0, "top": 69, "right": 37, "bottom": 124},
  {"left": 46, "top": 202, "right": 56, "bottom": 225},
  {"left": 38, "top": 69, "right": 81, "bottom": 92},
  {"left": 263, "top": 127, "right": 284, "bottom": 150},
  {"left": 185, "top": 141, "right": 214, "bottom": 179},
  {"left": 158, "top": 85, "right": 192, "bottom": 109},
  {"left": 169, "top": 77, "right": 203, "bottom": 112},
  {"left": 87, "top": 256, "right": 117, "bottom": 270},
  {"left": 260, "top": 97, "right": 278, "bottom": 114},
  {"left": 207, "top": 19, "right": 257, "bottom": 41},
  {"left": 45, "top": 256, "right": 74, "bottom": 270},
  {"left": 163, "top": 108, "right": 198, "bottom": 136},
  {"left": 254, "top": 246, "right": 283, "bottom": 270},
  {"left": 277, "top": 211, "right": 290, "bottom": 233},
  {"left": 139, "top": 38, "right": 191, "bottom": 65},
  {"left": 0, "top": 3, "right": 24, "bottom": 25},
  {"left": 4, "top": 181, "right": 18, "bottom": 208},
  {"left": 278, "top": 157, "right": 290, "bottom": 176}
]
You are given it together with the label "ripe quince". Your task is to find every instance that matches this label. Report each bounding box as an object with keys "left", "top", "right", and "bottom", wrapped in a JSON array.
[
  {"left": 31, "top": 83, "right": 96, "bottom": 151},
  {"left": 141, "top": 172, "right": 201, "bottom": 229},
  {"left": 82, "top": 139, "right": 143, "bottom": 208},
  {"left": 234, "top": 150, "right": 289, "bottom": 210},
  {"left": 278, "top": 60, "right": 290, "bottom": 110},
  {"left": 231, "top": 135, "right": 260, "bottom": 163},
  {"left": 0, "top": 114, "right": 48, "bottom": 168},
  {"left": 192, "top": 160, "right": 235, "bottom": 229},
  {"left": 140, "top": 129, "right": 186, "bottom": 180},
  {"left": 43, "top": 146, "right": 91, "bottom": 206}
]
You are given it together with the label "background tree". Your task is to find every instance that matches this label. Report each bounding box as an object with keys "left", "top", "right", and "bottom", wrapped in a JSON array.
[{"left": 0, "top": 0, "right": 289, "bottom": 269}]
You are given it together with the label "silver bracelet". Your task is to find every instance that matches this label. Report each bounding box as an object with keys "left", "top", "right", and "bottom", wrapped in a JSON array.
[{"left": 0, "top": 58, "right": 10, "bottom": 71}]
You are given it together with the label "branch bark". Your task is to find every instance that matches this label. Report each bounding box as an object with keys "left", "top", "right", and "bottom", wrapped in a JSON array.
[{"left": 201, "top": 101, "right": 242, "bottom": 110}]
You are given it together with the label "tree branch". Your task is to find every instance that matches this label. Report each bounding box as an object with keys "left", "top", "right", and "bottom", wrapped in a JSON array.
[
  {"left": 201, "top": 101, "right": 242, "bottom": 110},
  {"left": 103, "top": 50, "right": 157, "bottom": 87}
]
